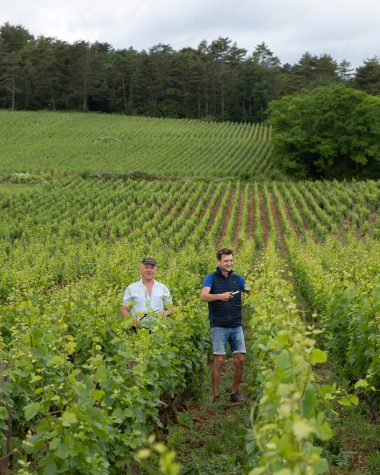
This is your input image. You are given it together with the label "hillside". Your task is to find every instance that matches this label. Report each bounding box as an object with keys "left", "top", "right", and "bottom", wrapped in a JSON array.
[
  {"left": 0, "top": 111, "right": 274, "bottom": 179},
  {"left": 0, "top": 111, "right": 379, "bottom": 474}
]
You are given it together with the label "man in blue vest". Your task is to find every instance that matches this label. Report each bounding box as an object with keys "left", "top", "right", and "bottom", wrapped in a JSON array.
[{"left": 200, "top": 248, "right": 246, "bottom": 403}]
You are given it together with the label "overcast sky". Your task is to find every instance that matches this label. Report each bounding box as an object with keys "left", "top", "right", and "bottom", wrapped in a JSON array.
[{"left": 0, "top": 0, "right": 378, "bottom": 67}]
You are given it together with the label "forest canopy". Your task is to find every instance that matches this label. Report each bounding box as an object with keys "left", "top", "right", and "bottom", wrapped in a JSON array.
[{"left": 0, "top": 22, "right": 379, "bottom": 123}]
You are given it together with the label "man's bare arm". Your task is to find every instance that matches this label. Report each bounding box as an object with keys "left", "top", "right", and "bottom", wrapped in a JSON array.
[
  {"left": 200, "top": 287, "right": 233, "bottom": 302},
  {"left": 120, "top": 305, "right": 131, "bottom": 317}
]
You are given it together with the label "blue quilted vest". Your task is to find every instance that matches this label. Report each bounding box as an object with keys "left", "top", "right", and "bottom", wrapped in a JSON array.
[{"left": 208, "top": 267, "right": 242, "bottom": 328}]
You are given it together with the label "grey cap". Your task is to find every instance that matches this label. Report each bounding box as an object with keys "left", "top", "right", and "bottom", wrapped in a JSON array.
[{"left": 141, "top": 257, "right": 157, "bottom": 266}]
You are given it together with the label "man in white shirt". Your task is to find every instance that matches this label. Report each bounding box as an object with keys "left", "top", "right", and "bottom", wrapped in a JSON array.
[{"left": 121, "top": 257, "right": 174, "bottom": 330}]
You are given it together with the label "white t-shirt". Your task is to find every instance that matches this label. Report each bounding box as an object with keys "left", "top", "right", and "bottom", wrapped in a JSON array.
[{"left": 122, "top": 279, "right": 172, "bottom": 321}]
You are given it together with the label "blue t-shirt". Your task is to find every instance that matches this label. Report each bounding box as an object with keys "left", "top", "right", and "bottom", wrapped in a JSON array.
[{"left": 202, "top": 272, "right": 246, "bottom": 290}]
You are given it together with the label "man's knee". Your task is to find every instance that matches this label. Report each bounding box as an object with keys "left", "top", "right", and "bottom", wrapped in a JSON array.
[
  {"left": 213, "top": 355, "right": 224, "bottom": 367},
  {"left": 233, "top": 353, "right": 245, "bottom": 365}
]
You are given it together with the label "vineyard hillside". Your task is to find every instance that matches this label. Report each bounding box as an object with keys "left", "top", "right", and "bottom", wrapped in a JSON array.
[
  {"left": 0, "top": 111, "right": 274, "bottom": 179},
  {"left": 0, "top": 111, "right": 379, "bottom": 474}
]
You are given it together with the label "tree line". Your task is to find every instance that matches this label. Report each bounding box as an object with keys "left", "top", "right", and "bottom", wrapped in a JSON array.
[{"left": 1, "top": 22, "right": 379, "bottom": 123}]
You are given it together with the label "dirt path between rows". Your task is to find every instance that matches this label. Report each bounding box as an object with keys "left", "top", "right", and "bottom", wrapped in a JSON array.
[
  {"left": 269, "top": 190, "right": 286, "bottom": 252},
  {"left": 233, "top": 189, "right": 245, "bottom": 248},
  {"left": 248, "top": 191, "right": 255, "bottom": 239},
  {"left": 259, "top": 190, "right": 269, "bottom": 246},
  {"left": 169, "top": 357, "right": 252, "bottom": 474},
  {"left": 217, "top": 191, "right": 235, "bottom": 248}
]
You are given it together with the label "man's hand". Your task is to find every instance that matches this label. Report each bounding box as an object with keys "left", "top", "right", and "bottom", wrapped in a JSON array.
[
  {"left": 200, "top": 287, "right": 235, "bottom": 302},
  {"left": 120, "top": 305, "right": 130, "bottom": 318},
  {"left": 158, "top": 309, "right": 174, "bottom": 317},
  {"left": 219, "top": 291, "right": 234, "bottom": 301}
]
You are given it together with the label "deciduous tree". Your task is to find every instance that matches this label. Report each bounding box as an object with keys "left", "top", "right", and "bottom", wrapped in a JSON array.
[{"left": 268, "top": 85, "right": 380, "bottom": 178}]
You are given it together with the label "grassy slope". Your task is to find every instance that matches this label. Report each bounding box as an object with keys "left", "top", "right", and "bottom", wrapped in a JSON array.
[{"left": 0, "top": 110, "right": 275, "bottom": 179}]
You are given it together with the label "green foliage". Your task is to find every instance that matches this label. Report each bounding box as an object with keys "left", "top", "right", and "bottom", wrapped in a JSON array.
[
  {"left": 354, "top": 56, "right": 380, "bottom": 96},
  {"left": 246, "top": 241, "right": 332, "bottom": 474},
  {"left": 0, "top": 177, "right": 378, "bottom": 307},
  {"left": 268, "top": 85, "right": 380, "bottom": 178},
  {"left": 1, "top": 21, "right": 379, "bottom": 124},
  {"left": 1, "top": 245, "right": 211, "bottom": 473},
  {"left": 0, "top": 106, "right": 378, "bottom": 473},
  {"left": 240, "top": 43, "right": 285, "bottom": 123},
  {"left": 325, "top": 406, "right": 380, "bottom": 473},
  {"left": 283, "top": 52, "right": 339, "bottom": 95},
  {"left": 0, "top": 111, "right": 273, "bottom": 178},
  {"left": 288, "top": 236, "right": 380, "bottom": 403},
  {"left": 0, "top": 23, "right": 287, "bottom": 122}
]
